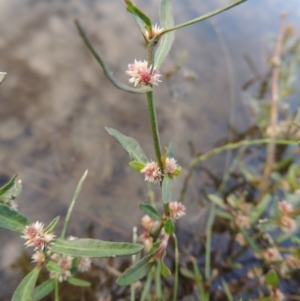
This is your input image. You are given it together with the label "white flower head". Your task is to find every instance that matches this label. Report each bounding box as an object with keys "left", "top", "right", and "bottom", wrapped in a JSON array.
[
  {"left": 78, "top": 257, "right": 92, "bottom": 272},
  {"left": 126, "top": 60, "right": 161, "bottom": 87},
  {"left": 169, "top": 202, "right": 186, "bottom": 220},
  {"left": 165, "top": 157, "right": 178, "bottom": 174},
  {"left": 141, "top": 161, "right": 162, "bottom": 184}
]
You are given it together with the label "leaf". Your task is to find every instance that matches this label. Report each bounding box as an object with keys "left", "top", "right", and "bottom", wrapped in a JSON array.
[
  {"left": 0, "top": 72, "right": 7, "bottom": 84},
  {"left": 106, "top": 127, "right": 148, "bottom": 164},
  {"left": 61, "top": 170, "right": 88, "bottom": 238},
  {"left": 139, "top": 204, "right": 161, "bottom": 221},
  {"left": 162, "top": 175, "right": 173, "bottom": 204},
  {"left": 0, "top": 204, "right": 31, "bottom": 233},
  {"left": 207, "top": 194, "right": 226, "bottom": 208},
  {"left": 250, "top": 194, "right": 271, "bottom": 224},
  {"left": 155, "top": 0, "right": 175, "bottom": 68},
  {"left": 124, "top": 0, "right": 152, "bottom": 32},
  {"left": 0, "top": 174, "right": 22, "bottom": 204},
  {"left": 240, "top": 228, "right": 260, "bottom": 253},
  {"left": 167, "top": 143, "right": 175, "bottom": 158},
  {"left": 160, "top": 259, "right": 171, "bottom": 277},
  {"left": 67, "top": 277, "right": 91, "bottom": 287},
  {"left": 117, "top": 253, "right": 155, "bottom": 286},
  {"left": 51, "top": 238, "right": 144, "bottom": 257},
  {"left": 46, "top": 261, "right": 62, "bottom": 273},
  {"left": 129, "top": 161, "right": 145, "bottom": 172},
  {"left": 265, "top": 269, "right": 279, "bottom": 288},
  {"left": 45, "top": 216, "right": 60, "bottom": 234},
  {"left": 33, "top": 279, "right": 55, "bottom": 301},
  {"left": 215, "top": 208, "right": 233, "bottom": 220},
  {"left": 180, "top": 267, "right": 195, "bottom": 279},
  {"left": 221, "top": 279, "right": 234, "bottom": 301},
  {"left": 164, "top": 219, "right": 174, "bottom": 235},
  {"left": 12, "top": 267, "right": 41, "bottom": 301}
]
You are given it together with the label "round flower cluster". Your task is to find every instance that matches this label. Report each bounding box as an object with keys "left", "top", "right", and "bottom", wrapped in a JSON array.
[
  {"left": 22, "top": 221, "right": 55, "bottom": 250},
  {"left": 277, "top": 200, "right": 296, "bottom": 232},
  {"left": 126, "top": 60, "right": 161, "bottom": 87}
]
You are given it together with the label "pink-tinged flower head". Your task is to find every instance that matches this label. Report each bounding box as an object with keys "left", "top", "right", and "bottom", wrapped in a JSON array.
[
  {"left": 279, "top": 215, "right": 296, "bottom": 232},
  {"left": 169, "top": 202, "right": 186, "bottom": 220},
  {"left": 78, "top": 257, "right": 92, "bottom": 272},
  {"left": 126, "top": 60, "right": 161, "bottom": 87},
  {"left": 31, "top": 251, "right": 46, "bottom": 267},
  {"left": 22, "top": 221, "right": 55, "bottom": 250},
  {"left": 262, "top": 247, "right": 283, "bottom": 262},
  {"left": 58, "top": 254, "right": 73, "bottom": 271},
  {"left": 141, "top": 215, "right": 158, "bottom": 231},
  {"left": 141, "top": 161, "right": 162, "bottom": 184},
  {"left": 235, "top": 212, "right": 251, "bottom": 229},
  {"left": 144, "top": 24, "right": 163, "bottom": 40},
  {"left": 154, "top": 234, "right": 170, "bottom": 259},
  {"left": 50, "top": 269, "right": 72, "bottom": 283},
  {"left": 165, "top": 157, "right": 178, "bottom": 175},
  {"left": 278, "top": 200, "right": 293, "bottom": 215},
  {"left": 22, "top": 221, "right": 44, "bottom": 240}
]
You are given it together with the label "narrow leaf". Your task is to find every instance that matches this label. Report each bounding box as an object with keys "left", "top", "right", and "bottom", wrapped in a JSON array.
[
  {"left": 129, "top": 161, "right": 145, "bottom": 172},
  {"left": 221, "top": 279, "right": 234, "bottom": 301},
  {"left": 139, "top": 204, "right": 161, "bottom": 221},
  {"left": 45, "top": 216, "right": 60, "bottom": 234},
  {"left": 33, "top": 279, "right": 55, "bottom": 301},
  {"left": 240, "top": 228, "right": 260, "bottom": 252},
  {"left": 74, "top": 19, "right": 151, "bottom": 94},
  {"left": 162, "top": 175, "right": 173, "bottom": 204},
  {"left": 0, "top": 174, "right": 22, "bottom": 204},
  {"left": 67, "top": 277, "right": 91, "bottom": 287},
  {"left": 106, "top": 127, "right": 148, "bottom": 164},
  {"left": 125, "top": 0, "right": 152, "bottom": 32},
  {"left": 61, "top": 170, "right": 88, "bottom": 238},
  {"left": 155, "top": 0, "right": 175, "bottom": 68},
  {"left": 250, "top": 194, "right": 271, "bottom": 224},
  {"left": 207, "top": 194, "right": 226, "bottom": 208},
  {"left": 0, "top": 72, "right": 7, "bottom": 84},
  {"left": 51, "top": 238, "right": 144, "bottom": 257},
  {"left": 117, "top": 253, "right": 154, "bottom": 286},
  {"left": 12, "top": 267, "right": 41, "bottom": 301},
  {"left": 164, "top": 219, "right": 174, "bottom": 235},
  {"left": 0, "top": 204, "right": 31, "bottom": 233}
]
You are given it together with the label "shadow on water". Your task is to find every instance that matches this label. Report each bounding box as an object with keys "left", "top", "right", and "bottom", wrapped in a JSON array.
[{"left": 0, "top": 0, "right": 300, "bottom": 299}]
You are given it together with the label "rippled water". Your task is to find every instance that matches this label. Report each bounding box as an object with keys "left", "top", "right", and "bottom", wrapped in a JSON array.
[{"left": 0, "top": 0, "right": 299, "bottom": 299}]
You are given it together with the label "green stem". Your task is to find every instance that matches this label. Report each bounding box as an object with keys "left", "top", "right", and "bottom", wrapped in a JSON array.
[
  {"left": 190, "top": 138, "right": 298, "bottom": 168},
  {"left": 173, "top": 234, "right": 179, "bottom": 301},
  {"left": 157, "top": 0, "right": 248, "bottom": 37},
  {"left": 54, "top": 278, "right": 59, "bottom": 301}
]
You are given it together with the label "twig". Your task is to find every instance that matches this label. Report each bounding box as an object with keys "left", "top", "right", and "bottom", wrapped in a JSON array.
[{"left": 260, "top": 14, "right": 286, "bottom": 198}]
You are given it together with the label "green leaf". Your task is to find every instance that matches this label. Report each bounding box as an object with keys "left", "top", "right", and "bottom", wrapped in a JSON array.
[
  {"left": 265, "top": 269, "right": 279, "bottom": 288},
  {"left": 207, "top": 194, "right": 226, "bottom": 208},
  {"left": 61, "top": 170, "right": 88, "bottom": 238},
  {"left": 0, "top": 174, "right": 22, "bottom": 204},
  {"left": 155, "top": 0, "right": 175, "bottom": 68},
  {"left": 12, "top": 267, "right": 41, "bottom": 301},
  {"left": 67, "top": 277, "right": 91, "bottom": 287},
  {"left": 240, "top": 228, "right": 260, "bottom": 253},
  {"left": 160, "top": 259, "right": 171, "bottom": 277},
  {"left": 106, "top": 127, "right": 148, "bottom": 164},
  {"left": 215, "top": 208, "right": 233, "bottom": 220},
  {"left": 0, "top": 204, "right": 31, "bottom": 233},
  {"left": 180, "top": 267, "right": 195, "bottom": 279},
  {"left": 164, "top": 219, "right": 174, "bottom": 235},
  {"left": 46, "top": 261, "right": 62, "bottom": 273},
  {"left": 117, "top": 253, "right": 155, "bottom": 286},
  {"left": 139, "top": 204, "right": 161, "bottom": 221},
  {"left": 162, "top": 175, "right": 173, "bottom": 204},
  {"left": 250, "top": 194, "right": 271, "bottom": 224},
  {"left": 51, "top": 238, "right": 144, "bottom": 257},
  {"left": 167, "top": 143, "right": 175, "bottom": 158},
  {"left": 129, "top": 161, "right": 145, "bottom": 172},
  {"left": 0, "top": 72, "right": 7, "bottom": 84},
  {"left": 125, "top": 0, "right": 152, "bottom": 33},
  {"left": 45, "top": 216, "right": 60, "bottom": 234},
  {"left": 221, "top": 279, "right": 234, "bottom": 301},
  {"left": 33, "top": 279, "right": 55, "bottom": 301}
]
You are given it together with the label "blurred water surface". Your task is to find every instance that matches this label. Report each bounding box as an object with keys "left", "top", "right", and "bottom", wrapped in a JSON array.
[{"left": 0, "top": 0, "right": 299, "bottom": 298}]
